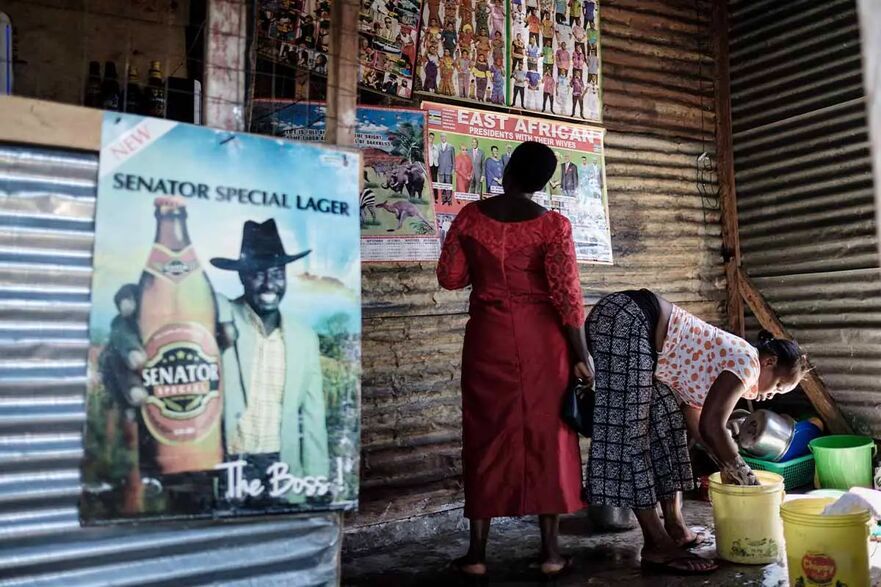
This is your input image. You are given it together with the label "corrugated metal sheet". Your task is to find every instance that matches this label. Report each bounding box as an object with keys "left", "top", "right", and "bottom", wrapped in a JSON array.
[
  {"left": 356, "top": 0, "right": 726, "bottom": 525},
  {"left": 0, "top": 144, "right": 341, "bottom": 586},
  {"left": 730, "top": 0, "right": 881, "bottom": 434},
  {"left": 856, "top": 0, "right": 881, "bottom": 271}
]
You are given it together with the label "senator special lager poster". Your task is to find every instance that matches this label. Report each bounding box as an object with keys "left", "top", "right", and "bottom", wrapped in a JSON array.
[{"left": 80, "top": 113, "right": 361, "bottom": 523}]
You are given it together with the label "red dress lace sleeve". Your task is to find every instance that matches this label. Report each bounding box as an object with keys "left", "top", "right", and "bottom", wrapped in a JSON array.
[
  {"left": 437, "top": 209, "right": 471, "bottom": 290},
  {"left": 544, "top": 214, "right": 585, "bottom": 328}
]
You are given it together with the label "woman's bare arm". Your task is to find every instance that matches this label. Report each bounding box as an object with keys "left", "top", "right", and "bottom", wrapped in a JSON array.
[{"left": 699, "top": 371, "right": 758, "bottom": 485}]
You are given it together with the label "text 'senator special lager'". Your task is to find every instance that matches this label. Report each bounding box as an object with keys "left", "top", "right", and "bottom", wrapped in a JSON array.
[{"left": 138, "top": 196, "right": 222, "bottom": 474}]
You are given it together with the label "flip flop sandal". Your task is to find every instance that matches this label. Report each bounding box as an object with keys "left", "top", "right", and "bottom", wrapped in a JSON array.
[
  {"left": 682, "top": 531, "right": 711, "bottom": 549},
  {"left": 641, "top": 555, "right": 718, "bottom": 576},
  {"left": 540, "top": 556, "right": 574, "bottom": 581}
]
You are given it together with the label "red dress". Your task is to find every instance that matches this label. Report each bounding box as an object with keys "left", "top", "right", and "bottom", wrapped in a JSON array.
[{"left": 437, "top": 204, "right": 585, "bottom": 519}]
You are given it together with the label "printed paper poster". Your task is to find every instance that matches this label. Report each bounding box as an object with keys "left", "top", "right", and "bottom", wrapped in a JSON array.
[
  {"left": 251, "top": 100, "right": 440, "bottom": 261},
  {"left": 423, "top": 101, "right": 612, "bottom": 263},
  {"left": 257, "top": 0, "right": 332, "bottom": 74},
  {"left": 81, "top": 113, "right": 362, "bottom": 524},
  {"left": 415, "top": 0, "right": 509, "bottom": 106},
  {"left": 358, "top": 0, "right": 423, "bottom": 98},
  {"left": 508, "top": 0, "right": 601, "bottom": 122}
]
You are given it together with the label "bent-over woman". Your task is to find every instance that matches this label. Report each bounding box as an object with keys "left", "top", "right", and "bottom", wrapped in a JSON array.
[
  {"left": 437, "top": 142, "right": 593, "bottom": 578},
  {"left": 584, "top": 290, "right": 805, "bottom": 575}
]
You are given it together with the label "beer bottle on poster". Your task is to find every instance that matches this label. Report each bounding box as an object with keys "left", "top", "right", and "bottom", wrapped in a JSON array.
[
  {"left": 138, "top": 197, "right": 223, "bottom": 474},
  {"left": 146, "top": 60, "right": 166, "bottom": 118}
]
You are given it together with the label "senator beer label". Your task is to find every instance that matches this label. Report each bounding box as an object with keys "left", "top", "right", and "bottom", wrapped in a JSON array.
[
  {"left": 141, "top": 322, "right": 222, "bottom": 445},
  {"left": 144, "top": 245, "right": 199, "bottom": 283}
]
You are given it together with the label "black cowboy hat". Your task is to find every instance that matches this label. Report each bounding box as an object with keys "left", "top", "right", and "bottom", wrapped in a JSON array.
[{"left": 210, "top": 219, "right": 310, "bottom": 272}]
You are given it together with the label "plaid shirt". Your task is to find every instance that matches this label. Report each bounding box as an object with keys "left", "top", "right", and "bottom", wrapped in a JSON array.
[{"left": 228, "top": 304, "right": 287, "bottom": 455}]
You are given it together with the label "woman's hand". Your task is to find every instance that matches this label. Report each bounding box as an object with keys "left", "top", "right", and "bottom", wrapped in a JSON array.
[
  {"left": 564, "top": 325, "right": 593, "bottom": 387},
  {"left": 574, "top": 356, "right": 594, "bottom": 388},
  {"left": 719, "top": 455, "right": 760, "bottom": 486}
]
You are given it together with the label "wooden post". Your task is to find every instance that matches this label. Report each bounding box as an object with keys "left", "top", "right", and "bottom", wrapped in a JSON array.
[
  {"left": 325, "top": 0, "right": 360, "bottom": 147},
  {"left": 738, "top": 269, "right": 853, "bottom": 434},
  {"left": 712, "top": 0, "right": 744, "bottom": 337}
]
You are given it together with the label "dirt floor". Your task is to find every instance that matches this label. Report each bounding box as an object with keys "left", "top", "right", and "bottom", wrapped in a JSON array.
[{"left": 343, "top": 500, "right": 881, "bottom": 586}]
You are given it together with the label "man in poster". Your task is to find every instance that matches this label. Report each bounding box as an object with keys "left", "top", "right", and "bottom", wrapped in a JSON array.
[
  {"left": 429, "top": 132, "right": 440, "bottom": 201},
  {"left": 561, "top": 154, "right": 579, "bottom": 197},
  {"left": 468, "top": 138, "right": 485, "bottom": 195},
  {"left": 437, "top": 133, "right": 455, "bottom": 201},
  {"left": 102, "top": 219, "right": 329, "bottom": 506},
  {"left": 501, "top": 144, "right": 513, "bottom": 170}
]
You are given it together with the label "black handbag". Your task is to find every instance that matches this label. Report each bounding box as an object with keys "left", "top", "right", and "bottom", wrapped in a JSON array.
[{"left": 562, "top": 377, "right": 594, "bottom": 438}]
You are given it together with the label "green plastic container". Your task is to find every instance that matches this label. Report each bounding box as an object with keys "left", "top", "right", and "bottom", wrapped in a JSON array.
[
  {"left": 809, "top": 435, "right": 876, "bottom": 490},
  {"left": 743, "top": 453, "right": 815, "bottom": 491}
]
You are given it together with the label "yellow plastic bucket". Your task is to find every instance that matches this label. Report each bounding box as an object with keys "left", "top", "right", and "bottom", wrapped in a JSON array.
[
  {"left": 781, "top": 497, "right": 871, "bottom": 587},
  {"left": 709, "top": 470, "right": 785, "bottom": 564}
]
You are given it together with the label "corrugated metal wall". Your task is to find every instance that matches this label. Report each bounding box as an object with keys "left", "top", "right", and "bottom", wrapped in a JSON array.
[
  {"left": 357, "top": 0, "right": 726, "bottom": 525},
  {"left": 729, "top": 0, "right": 881, "bottom": 434},
  {"left": 0, "top": 145, "right": 341, "bottom": 586}
]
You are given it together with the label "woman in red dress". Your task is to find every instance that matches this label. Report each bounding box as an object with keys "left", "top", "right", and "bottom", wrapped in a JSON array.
[
  {"left": 437, "top": 142, "right": 593, "bottom": 578},
  {"left": 454, "top": 148, "right": 474, "bottom": 194}
]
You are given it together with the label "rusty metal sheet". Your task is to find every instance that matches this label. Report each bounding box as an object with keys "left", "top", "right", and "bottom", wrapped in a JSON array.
[{"left": 730, "top": 0, "right": 881, "bottom": 435}]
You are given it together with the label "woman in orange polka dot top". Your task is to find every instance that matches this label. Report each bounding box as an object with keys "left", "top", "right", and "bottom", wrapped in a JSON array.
[{"left": 583, "top": 289, "right": 805, "bottom": 575}]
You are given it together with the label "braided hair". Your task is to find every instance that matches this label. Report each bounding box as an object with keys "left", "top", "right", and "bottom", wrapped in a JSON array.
[{"left": 756, "top": 330, "right": 806, "bottom": 378}]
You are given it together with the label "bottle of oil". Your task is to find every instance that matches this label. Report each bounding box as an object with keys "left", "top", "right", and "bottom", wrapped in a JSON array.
[
  {"left": 146, "top": 60, "right": 166, "bottom": 118},
  {"left": 137, "top": 196, "right": 223, "bottom": 474}
]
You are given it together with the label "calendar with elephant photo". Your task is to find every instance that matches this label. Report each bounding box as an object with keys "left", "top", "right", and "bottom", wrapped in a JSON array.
[
  {"left": 251, "top": 101, "right": 440, "bottom": 262},
  {"left": 424, "top": 101, "right": 612, "bottom": 263}
]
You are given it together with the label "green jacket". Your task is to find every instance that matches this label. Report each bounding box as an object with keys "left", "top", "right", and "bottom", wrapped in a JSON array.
[{"left": 218, "top": 296, "right": 329, "bottom": 503}]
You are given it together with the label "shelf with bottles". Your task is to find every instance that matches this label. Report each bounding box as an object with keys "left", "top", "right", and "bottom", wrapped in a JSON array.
[{"left": 84, "top": 59, "right": 201, "bottom": 124}]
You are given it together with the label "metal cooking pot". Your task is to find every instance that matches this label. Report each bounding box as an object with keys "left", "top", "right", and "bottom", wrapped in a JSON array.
[
  {"left": 726, "top": 408, "right": 752, "bottom": 441},
  {"left": 588, "top": 505, "right": 637, "bottom": 532},
  {"left": 738, "top": 409, "right": 795, "bottom": 461}
]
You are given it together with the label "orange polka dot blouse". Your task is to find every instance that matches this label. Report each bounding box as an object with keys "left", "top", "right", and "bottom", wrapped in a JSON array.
[{"left": 655, "top": 305, "right": 759, "bottom": 408}]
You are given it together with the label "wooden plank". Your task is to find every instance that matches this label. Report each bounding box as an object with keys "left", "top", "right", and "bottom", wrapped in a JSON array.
[
  {"left": 738, "top": 268, "right": 853, "bottom": 434},
  {"left": 712, "top": 0, "right": 744, "bottom": 337},
  {"left": 325, "top": 0, "right": 359, "bottom": 147},
  {"left": 0, "top": 96, "right": 102, "bottom": 151}
]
